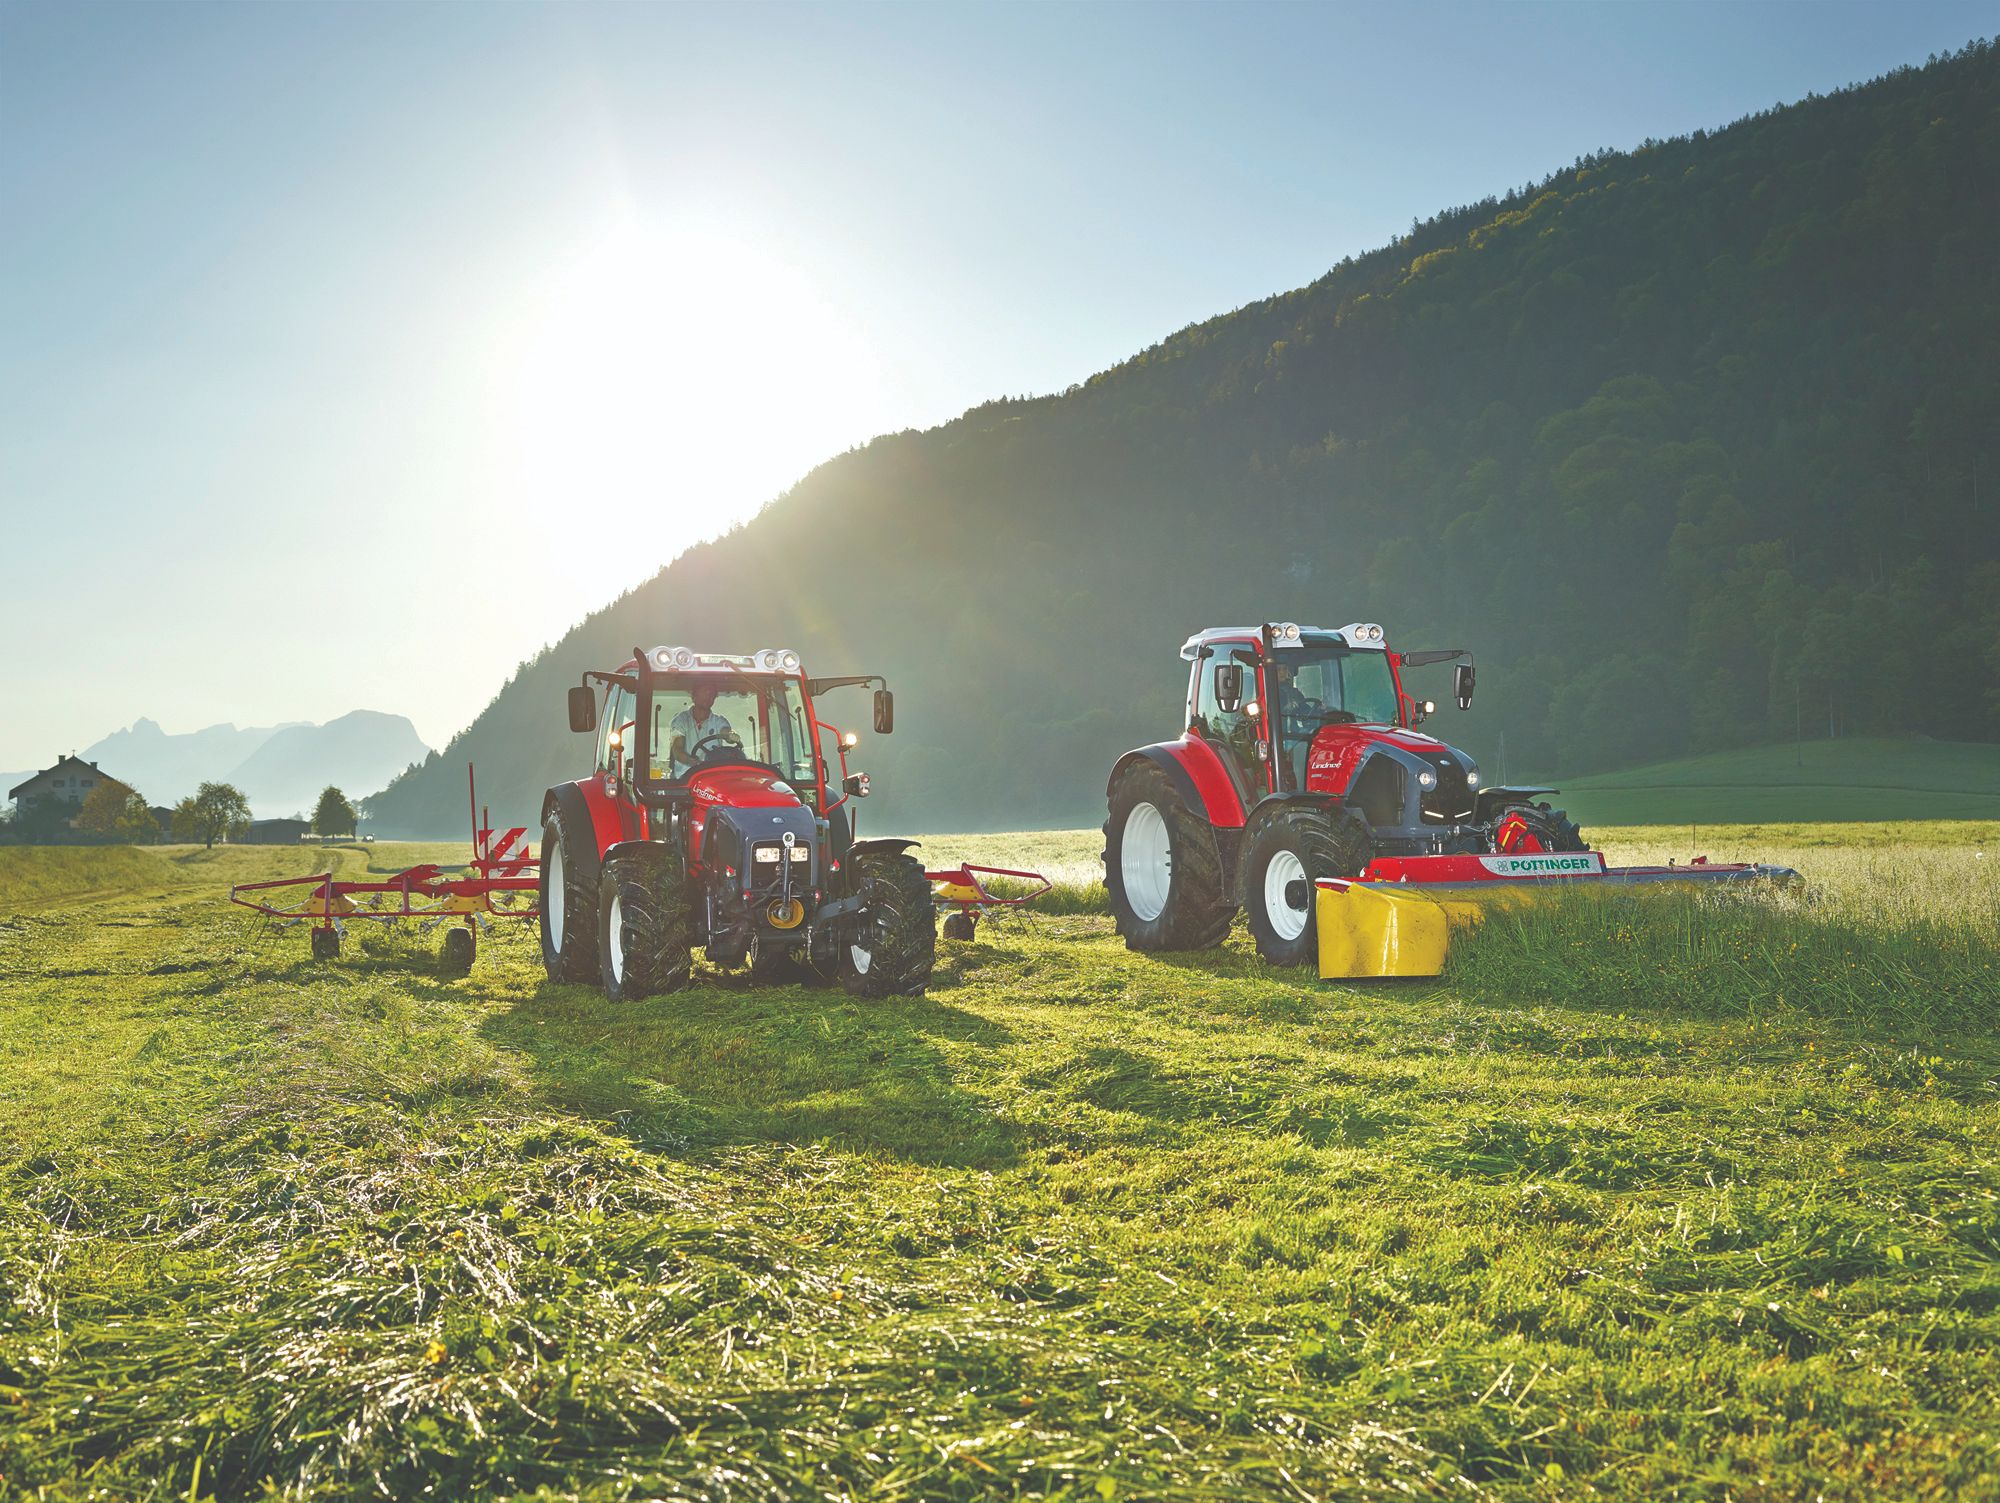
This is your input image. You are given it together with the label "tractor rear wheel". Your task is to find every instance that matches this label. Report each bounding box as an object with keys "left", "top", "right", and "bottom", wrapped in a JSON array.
[
  {"left": 1103, "top": 761, "right": 1235, "bottom": 952},
  {"left": 1240, "top": 805, "right": 1369, "bottom": 967},
  {"left": 1494, "top": 802, "right": 1588, "bottom": 854},
  {"left": 539, "top": 808, "right": 600, "bottom": 983},
  {"left": 840, "top": 850, "right": 935, "bottom": 998},
  {"left": 597, "top": 845, "right": 692, "bottom": 1002}
]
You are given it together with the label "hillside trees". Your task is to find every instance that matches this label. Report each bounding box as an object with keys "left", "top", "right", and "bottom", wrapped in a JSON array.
[{"left": 361, "top": 42, "right": 2000, "bottom": 834}]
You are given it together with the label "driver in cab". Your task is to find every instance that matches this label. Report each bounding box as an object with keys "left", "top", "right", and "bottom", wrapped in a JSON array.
[{"left": 668, "top": 682, "right": 734, "bottom": 780}]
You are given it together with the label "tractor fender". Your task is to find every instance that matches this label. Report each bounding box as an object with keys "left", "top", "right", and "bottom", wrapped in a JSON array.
[
  {"left": 1474, "top": 786, "right": 1558, "bottom": 824},
  {"left": 541, "top": 780, "right": 621, "bottom": 884},
  {"left": 849, "top": 836, "right": 920, "bottom": 858},
  {"left": 1108, "top": 739, "right": 1246, "bottom": 829}
]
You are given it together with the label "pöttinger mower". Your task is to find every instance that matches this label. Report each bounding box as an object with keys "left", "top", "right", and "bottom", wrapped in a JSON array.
[
  {"left": 540, "top": 645, "right": 936, "bottom": 1000},
  {"left": 1103, "top": 621, "right": 1797, "bottom": 977}
]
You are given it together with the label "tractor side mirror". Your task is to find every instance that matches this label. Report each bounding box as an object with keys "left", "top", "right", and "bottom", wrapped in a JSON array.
[
  {"left": 1215, "top": 664, "right": 1244, "bottom": 714},
  {"left": 873, "top": 689, "right": 895, "bottom": 735},
  {"left": 1454, "top": 664, "right": 1476, "bottom": 711},
  {"left": 568, "top": 685, "right": 597, "bottom": 733}
]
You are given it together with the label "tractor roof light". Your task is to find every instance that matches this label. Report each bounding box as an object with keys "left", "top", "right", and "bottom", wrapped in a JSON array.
[
  {"left": 1338, "top": 622, "right": 1386, "bottom": 645},
  {"left": 1267, "top": 622, "right": 1304, "bottom": 647},
  {"left": 653, "top": 646, "right": 696, "bottom": 670}
]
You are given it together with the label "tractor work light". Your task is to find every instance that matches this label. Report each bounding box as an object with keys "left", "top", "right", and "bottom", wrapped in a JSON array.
[
  {"left": 778, "top": 649, "right": 801, "bottom": 672},
  {"left": 1267, "top": 622, "right": 1304, "bottom": 646},
  {"left": 1338, "top": 622, "right": 1386, "bottom": 644},
  {"left": 1420, "top": 700, "right": 1436, "bottom": 715},
  {"left": 654, "top": 646, "right": 697, "bottom": 670},
  {"left": 841, "top": 730, "right": 859, "bottom": 749},
  {"left": 1244, "top": 699, "right": 1262, "bottom": 718}
]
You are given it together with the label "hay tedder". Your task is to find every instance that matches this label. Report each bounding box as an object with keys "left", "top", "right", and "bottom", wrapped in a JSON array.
[
  {"left": 1104, "top": 621, "right": 1799, "bottom": 979},
  {"left": 229, "top": 767, "right": 538, "bottom": 972}
]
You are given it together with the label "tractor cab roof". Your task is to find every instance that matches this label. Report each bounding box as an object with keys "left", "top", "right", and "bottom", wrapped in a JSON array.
[
  {"left": 626, "top": 646, "right": 804, "bottom": 676},
  {"left": 1179, "top": 623, "right": 1390, "bottom": 660}
]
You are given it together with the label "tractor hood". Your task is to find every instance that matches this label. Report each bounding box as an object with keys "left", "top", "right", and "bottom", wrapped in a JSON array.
[
  {"left": 686, "top": 764, "right": 807, "bottom": 810},
  {"left": 1305, "top": 722, "right": 1478, "bottom": 816}
]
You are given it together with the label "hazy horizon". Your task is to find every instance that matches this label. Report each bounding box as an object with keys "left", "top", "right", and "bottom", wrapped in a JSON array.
[{"left": 4, "top": 0, "right": 1994, "bottom": 773}]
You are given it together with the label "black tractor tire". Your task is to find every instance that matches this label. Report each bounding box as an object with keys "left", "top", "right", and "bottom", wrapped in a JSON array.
[
  {"left": 1239, "top": 804, "right": 1370, "bottom": 968},
  {"left": 596, "top": 845, "right": 693, "bottom": 1002},
  {"left": 310, "top": 926, "right": 340, "bottom": 961},
  {"left": 441, "top": 925, "right": 476, "bottom": 976},
  {"left": 1501, "top": 802, "right": 1590, "bottom": 854},
  {"left": 539, "top": 808, "right": 601, "bottom": 984},
  {"left": 1102, "top": 760, "right": 1235, "bottom": 952},
  {"left": 941, "top": 911, "right": 977, "bottom": 942},
  {"left": 839, "top": 850, "right": 936, "bottom": 998}
]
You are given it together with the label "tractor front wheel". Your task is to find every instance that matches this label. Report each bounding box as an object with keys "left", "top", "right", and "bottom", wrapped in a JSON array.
[
  {"left": 1240, "top": 805, "right": 1369, "bottom": 967},
  {"left": 1103, "top": 761, "right": 1235, "bottom": 952},
  {"left": 1494, "top": 802, "right": 1588, "bottom": 854},
  {"left": 597, "top": 846, "right": 692, "bottom": 1002},
  {"left": 840, "top": 851, "right": 935, "bottom": 998},
  {"left": 539, "top": 808, "right": 600, "bottom": 983}
]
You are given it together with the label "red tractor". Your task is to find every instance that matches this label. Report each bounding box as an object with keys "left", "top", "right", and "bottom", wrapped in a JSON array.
[
  {"left": 1103, "top": 622, "right": 1587, "bottom": 965},
  {"left": 538, "top": 645, "right": 935, "bottom": 1001}
]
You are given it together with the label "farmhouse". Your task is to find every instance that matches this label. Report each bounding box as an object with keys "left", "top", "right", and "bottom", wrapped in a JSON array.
[
  {"left": 238, "top": 817, "right": 311, "bottom": 844},
  {"left": 8, "top": 756, "right": 130, "bottom": 820}
]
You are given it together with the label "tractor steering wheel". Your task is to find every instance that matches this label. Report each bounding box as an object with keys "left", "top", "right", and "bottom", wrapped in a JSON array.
[{"left": 688, "top": 730, "right": 744, "bottom": 763}]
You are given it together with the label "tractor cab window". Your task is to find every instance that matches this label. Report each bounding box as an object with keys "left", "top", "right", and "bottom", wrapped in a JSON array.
[
  {"left": 1193, "top": 644, "right": 1265, "bottom": 798},
  {"left": 647, "top": 674, "right": 818, "bottom": 789},
  {"left": 600, "top": 684, "right": 634, "bottom": 779},
  {"left": 1270, "top": 646, "right": 1402, "bottom": 788}
]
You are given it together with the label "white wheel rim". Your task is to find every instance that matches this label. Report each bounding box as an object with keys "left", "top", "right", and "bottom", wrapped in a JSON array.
[
  {"left": 547, "top": 840, "right": 564, "bottom": 943},
  {"left": 1263, "top": 849, "right": 1309, "bottom": 942},
  {"left": 850, "top": 943, "right": 873, "bottom": 975},
  {"left": 607, "top": 892, "right": 625, "bottom": 983},
  {"left": 1120, "top": 801, "right": 1172, "bottom": 923}
]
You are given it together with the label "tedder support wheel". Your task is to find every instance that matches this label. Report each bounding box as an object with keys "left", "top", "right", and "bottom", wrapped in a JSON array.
[
  {"left": 311, "top": 927, "right": 340, "bottom": 961},
  {"left": 941, "top": 911, "right": 976, "bottom": 942},
  {"left": 539, "top": 808, "right": 600, "bottom": 983},
  {"left": 441, "top": 925, "right": 475, "bottom": 976},
  {"left": 1103, "top": 760, "right": 1235, "bottom": 952},
  {"left": 840, "top": 851, "right": 936, "bottom": 998},
  {"left": 597, "top": 845, "right": 692, "bottom": 1003},
  {"left": 1240, "top": 804, "right": 1369, "bottom": 967}
]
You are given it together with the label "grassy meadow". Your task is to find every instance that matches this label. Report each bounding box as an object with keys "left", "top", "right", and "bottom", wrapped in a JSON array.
[{"left": 0, "top": 825, "right": 1995, "bottom": 1500}]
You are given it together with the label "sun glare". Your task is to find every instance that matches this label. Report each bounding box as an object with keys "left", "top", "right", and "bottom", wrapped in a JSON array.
[{"left": 505, "top": 222, "right": 888, "bottom": 556}]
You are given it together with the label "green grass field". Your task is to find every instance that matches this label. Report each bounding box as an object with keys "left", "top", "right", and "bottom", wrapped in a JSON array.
[
  {"left": 1554, "top": 737, "right": 2000, "bottom": 826},
  {"left": 1, "top": 830, "right": 1995, "bottom": 1500}
]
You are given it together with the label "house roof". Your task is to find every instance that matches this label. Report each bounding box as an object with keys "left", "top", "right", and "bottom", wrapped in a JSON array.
[{"left": 8, "top": 755, "right": 120, "bottom": 801}]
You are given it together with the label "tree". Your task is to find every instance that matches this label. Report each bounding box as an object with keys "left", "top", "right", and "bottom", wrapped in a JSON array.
[
  {"left": 312, "top": 785, "right": 358, "bottom": 839},
  {"left": 182, "top": 782, "right": 251, "bottom": 849},
  {"left": 114, "top": 793, "right": 161, "bottom": 843},
  {"left": 74, "top": 779, "right": 138, "bottom": 837}
]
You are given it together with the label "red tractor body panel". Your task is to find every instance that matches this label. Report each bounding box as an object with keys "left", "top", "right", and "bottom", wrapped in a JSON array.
[
  {"left": 685, "top": 764, "right": 810, "bottom": 873},
  {"left": 1158, "top": 736, "right": 1249, "bottom": 828},
  {"left": 1304, "top": 722, "right": 1454, "bottom": 798}
]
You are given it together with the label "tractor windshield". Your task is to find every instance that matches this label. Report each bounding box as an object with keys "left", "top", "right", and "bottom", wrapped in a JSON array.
[
  {"left": 646, "top": 674, "right": 818, "bottom": 788},
  {"left": 1269, "top": 648, "right": 1402, "bottom": 732}
]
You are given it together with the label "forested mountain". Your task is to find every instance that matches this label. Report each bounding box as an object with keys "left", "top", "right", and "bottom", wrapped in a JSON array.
[{"left": 368, "top": 43, "right": 2000, "bottom": 835}]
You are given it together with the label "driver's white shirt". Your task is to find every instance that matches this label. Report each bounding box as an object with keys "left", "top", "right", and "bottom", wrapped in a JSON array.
[{"left": 668, "top": 708, "right": 732, "bottom": 778}]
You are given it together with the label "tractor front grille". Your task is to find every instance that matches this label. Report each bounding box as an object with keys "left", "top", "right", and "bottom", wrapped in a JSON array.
[{"left": 1421, "top": 755, "right": 1474, "bottom": 822}]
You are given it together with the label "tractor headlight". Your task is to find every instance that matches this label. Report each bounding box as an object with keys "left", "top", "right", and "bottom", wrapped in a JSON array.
[
  {"left": 789, "top": 846, "right": 809, "bottom": 862},
  {"left": 1466, "top": 768, "right": 1481, "bottom": 788},
  {"left": 754, "top": 846, "right": 782, "bottom": 863},
  {"left": 1418, "top": 768, "right": 1437, "bottom": 789}
]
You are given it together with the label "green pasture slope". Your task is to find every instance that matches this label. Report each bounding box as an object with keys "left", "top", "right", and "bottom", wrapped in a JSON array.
[
  {"left": 1556, "top": 737, "right": 2000, "bottom": 827},
  {"left": 1, "top": 833, "right": 1996, "bottom": 1500}
]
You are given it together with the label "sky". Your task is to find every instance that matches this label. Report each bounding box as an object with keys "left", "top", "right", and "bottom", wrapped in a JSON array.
[{"left": 2, "top": 0, "right": 1994, "bottom": 774}]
